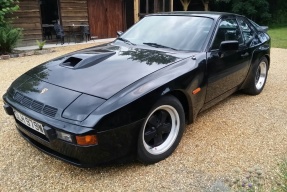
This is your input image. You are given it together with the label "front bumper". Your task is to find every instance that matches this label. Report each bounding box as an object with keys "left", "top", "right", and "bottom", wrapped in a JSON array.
[
  {"left": 3, "top": 95, "right": 144, "bottom": 167},
  {"left": 15, "top": 120, "right": 142, "bottom": 167},
  {"left": 3, "top": 103, "right": 14, "bottom": 115}
]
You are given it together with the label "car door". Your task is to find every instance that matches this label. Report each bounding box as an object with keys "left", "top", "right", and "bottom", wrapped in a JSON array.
[{"left": 205, "top": 16, "right": 252, "bottom": 103}]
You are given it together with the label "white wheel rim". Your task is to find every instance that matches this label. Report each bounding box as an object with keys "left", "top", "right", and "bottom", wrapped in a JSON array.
[
  {"left": 142, "top": 105, "right": 180, "bottom": 155},
  {"left": 255, "top": 61, "right": 267, "bottom": 90}
]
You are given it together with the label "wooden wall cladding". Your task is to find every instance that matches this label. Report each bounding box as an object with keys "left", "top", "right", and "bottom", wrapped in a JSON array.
[
  {"left": 87, "top": 0, "right": 124, "bottom": 38},
  {"left": 60, "top": 0, "right": 88, "bottom": 26},
  {"left": 12, "top": 0, "right": 42, "bottom": 46}
]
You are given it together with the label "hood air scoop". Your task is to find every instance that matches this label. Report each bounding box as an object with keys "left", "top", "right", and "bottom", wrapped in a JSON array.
[{"left": 60, "top": 52, "right": 115, "bottom": 69}]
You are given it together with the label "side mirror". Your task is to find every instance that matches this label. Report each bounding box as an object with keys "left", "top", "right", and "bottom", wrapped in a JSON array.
[
  {"left": 219, "top": 41, "right": 239, "bottom": 52},
  {"left": 117, "top": 31, "right": 123, "bottom": 37}
]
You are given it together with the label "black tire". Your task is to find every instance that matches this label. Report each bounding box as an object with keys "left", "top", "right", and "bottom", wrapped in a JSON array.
[
  {"left": 137, "top": 95, "right": 185, "bottom": 164},
  {"left": 242, "top": 57, "right": 269, "bottom": 95}
]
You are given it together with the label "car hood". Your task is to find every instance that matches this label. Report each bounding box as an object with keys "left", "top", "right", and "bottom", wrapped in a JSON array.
[{"left": 25, "top": 43, "right": 190, "bottom": 99}]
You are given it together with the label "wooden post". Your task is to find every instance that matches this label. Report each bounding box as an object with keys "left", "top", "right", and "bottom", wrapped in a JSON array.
[
  {"left": 154, "top": 0, "right": 159, "bottom": 12},
  {"left": 170, "top": 0, "right": 173, "bottom": 12},
  {"left": 134, "top": 0, "right": 139, "bottom": 23}
]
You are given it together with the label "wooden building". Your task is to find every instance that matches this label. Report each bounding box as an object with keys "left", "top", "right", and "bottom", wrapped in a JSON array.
[{"left": 12, "top": 0, "right": 175, "bottom": 46}]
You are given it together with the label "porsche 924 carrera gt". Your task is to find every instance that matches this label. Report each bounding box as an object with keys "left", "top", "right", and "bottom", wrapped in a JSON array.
[{"left": 3, "top": 12, "right": 270, "bottom": 167}]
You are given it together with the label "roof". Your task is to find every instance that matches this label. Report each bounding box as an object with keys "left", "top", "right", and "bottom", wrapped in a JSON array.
[{"left": 150, "top": 11, "right": 243, "bottom": 20}]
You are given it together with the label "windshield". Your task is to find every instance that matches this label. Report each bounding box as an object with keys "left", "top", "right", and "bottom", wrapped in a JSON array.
[{"left": 117, "top": 16, "right": 214, "bottom": 51}]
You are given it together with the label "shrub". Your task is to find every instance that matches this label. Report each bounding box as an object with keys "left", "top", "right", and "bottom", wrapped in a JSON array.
[
  {"left": 226, "top": 166, "right": 265, "bottom": 192},
  {"left": 209, "top": 166, "right": 265, "bottom": 192},
  {"left": 0, "top": 25, "right": 22, "bottom": 54},
  {"left": 208, "top": 180, "right": 230, "bottom": 192},
  {"left": 36, "top": 40, "right": 46, "bottom": 50},
  {"left": 274, "top": 159, "right": 287, "bottom": 192}
]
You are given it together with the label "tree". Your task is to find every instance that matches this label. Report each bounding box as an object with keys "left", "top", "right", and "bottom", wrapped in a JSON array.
[
  {"left": 205, "top": 0, "right": 271, "bottom": 23},
  {"left": 202, "top": 0, "right": 231, "bottom": 11},
  {"left": 267, "top": 0, "right": 287, "bottom": 25},
  {"left": 180, "top": 0, "right": 192, "bottom": 11},
  {"left": 231, "top": 0, "right": 271, "bottom": 23},
  {"left": 202, "top": 0, "right": 209, "bottom": 11},
  {"left": 179, "top": 0, "right": 229, "bottom": 12},
  {"left": 0, "top": 0, "right": 19, "bottom": 26}
]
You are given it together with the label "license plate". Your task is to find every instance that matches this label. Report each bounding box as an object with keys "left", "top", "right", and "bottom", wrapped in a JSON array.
[{"left": 14, "top": 110, "right": 45, "bottom": 135}]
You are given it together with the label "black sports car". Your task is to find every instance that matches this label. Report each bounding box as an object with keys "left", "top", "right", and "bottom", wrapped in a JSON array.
[{"left": 3, "top": 12, "right": 270, "bottom": 167}]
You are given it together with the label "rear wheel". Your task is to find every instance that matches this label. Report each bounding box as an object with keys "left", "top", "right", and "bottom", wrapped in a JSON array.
[
  {"left": 242, "top": 57, "right": 268, "bottom": 95},
  {"left": 137, "top": 95, "right": 185, "bottom": 164}
]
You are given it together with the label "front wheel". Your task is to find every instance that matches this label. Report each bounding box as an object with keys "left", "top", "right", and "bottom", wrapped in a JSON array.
[
  {"left": 242, "top": 57, "right": 269, "bottom": 95},
  {"left": 137, "top": 95, "right": 185, "bottom": 164}
]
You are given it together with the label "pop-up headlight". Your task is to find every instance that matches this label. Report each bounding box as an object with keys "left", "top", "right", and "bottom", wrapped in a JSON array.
[{"left": 62, "top": 94, "right": 105, "bottom": 121}]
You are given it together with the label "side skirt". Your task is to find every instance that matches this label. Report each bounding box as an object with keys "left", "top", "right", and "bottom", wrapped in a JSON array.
[{"left": 199, "top": 87, "right": 238, "bottom": 113}]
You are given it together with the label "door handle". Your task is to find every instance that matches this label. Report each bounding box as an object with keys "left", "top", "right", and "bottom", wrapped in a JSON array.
[{"left": 241, "top": 52, "right": 249, "bottom": 57}]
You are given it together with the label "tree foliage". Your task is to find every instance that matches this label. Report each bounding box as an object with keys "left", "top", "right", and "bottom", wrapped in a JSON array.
[
  {"left": 178, "top": 0, "right": 280, "bottom": 25},
  {"left": 201, "top": 0, "right": 230, "bottom": 11},
  {"left": 209, "top": 0, "right": 271, "bottom": 24},
  {"left": 0, "top": 0, "right": 19, "bottom": 26},
  {"left": 268, "top": 0, "right": 287, "bottom": 25},
  {"left": 231, "top": 0, "right": 271, "bottom": 23}
]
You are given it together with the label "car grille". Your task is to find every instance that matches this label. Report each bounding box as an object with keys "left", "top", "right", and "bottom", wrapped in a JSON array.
[
  {"left": 31, "top": 101, "right": 45, "bottom": 113},
  {"left": 13, "top": 92, "right": 58, "bottom": 117},
  {"left": 43, "top": 105, "right": 58, "bottom": 117},
  {"left": 22, "top": 97, "right": 33, "bottom": 108}
]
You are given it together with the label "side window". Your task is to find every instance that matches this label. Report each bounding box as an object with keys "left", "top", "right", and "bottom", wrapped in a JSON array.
[
  {"left": 211, "top": 18, "right": 243, "bottom": 50},
  {"left": 237, "top": 17, "right": 255, "bottom": 44}
]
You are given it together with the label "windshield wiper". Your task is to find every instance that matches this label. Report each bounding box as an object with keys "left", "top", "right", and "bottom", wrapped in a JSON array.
[
  {"left": 117, "top": 37, "right": 136, "bottom": 45},
  {"left": 143, "top": 42, "right": 178, "bottom": 51}
]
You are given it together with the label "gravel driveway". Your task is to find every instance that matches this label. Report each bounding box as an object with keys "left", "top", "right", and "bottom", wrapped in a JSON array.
[{"left": 0, "top": 44, "right": 287, "bottom": 191}]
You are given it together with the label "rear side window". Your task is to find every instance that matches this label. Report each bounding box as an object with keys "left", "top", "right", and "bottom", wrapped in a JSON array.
[
  {"left": 211, "top": 18, "right": 243, "bottom": 50},
  {"left": 237, "top": 17, "right": 255, "bottom": 43}
]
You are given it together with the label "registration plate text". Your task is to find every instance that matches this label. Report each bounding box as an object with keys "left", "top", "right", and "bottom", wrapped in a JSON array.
[{"left": 14, "top": 110, "right": 45, "bottom": 135}]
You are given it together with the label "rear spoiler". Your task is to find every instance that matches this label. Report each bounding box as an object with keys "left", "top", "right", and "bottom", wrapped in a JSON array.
[
  {"left": 257, "top": 26, "right": 269, "bottom": 32},
  {"left": 248, "top": 19, "right": 269, "bottom": 32}
]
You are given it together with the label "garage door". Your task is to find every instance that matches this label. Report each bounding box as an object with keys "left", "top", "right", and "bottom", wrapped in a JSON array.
[{"left": 87, "top": 0, "right": 125, "bottom": 38}]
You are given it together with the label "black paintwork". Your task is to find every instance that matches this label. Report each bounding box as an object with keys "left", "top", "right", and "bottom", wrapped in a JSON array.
[
  {"left": 2, "top": 12, "right": 270, "bottom": 167},
  {"left": 25, "top": 44, "right": 183, "bottom": 99}
]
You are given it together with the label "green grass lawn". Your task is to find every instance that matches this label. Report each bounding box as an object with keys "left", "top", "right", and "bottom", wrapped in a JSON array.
[{"left": 268, "top": 27, "right": 287, "bottom": 49}]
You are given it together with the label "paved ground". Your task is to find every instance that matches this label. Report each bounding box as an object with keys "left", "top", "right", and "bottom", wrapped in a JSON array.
[{"left": 0, "top": 44, "right": 286, "bottom": 191}]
